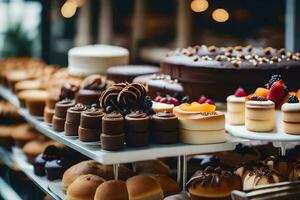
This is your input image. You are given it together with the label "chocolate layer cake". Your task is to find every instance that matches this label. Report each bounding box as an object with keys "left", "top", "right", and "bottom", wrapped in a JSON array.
[{"left": 161, "top": 45, "right": 300, "bottom": 101}]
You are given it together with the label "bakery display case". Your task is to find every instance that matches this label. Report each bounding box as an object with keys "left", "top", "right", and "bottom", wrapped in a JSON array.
[{"left": 1, "top": 0, "right": 300, "bottom": 200}]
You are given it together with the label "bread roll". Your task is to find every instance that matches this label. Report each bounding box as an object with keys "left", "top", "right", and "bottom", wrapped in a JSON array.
[
  {"left": 94, "top": 180, "right": 128, "bottom": 200},
  {"left": 151, "top": 175, "right": 180, "bottom": 197}
]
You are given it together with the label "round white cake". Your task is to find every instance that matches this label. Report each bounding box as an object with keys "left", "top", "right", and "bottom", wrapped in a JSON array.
[{"left": 68, "top": 44, "right": 129, "bottom": 76}]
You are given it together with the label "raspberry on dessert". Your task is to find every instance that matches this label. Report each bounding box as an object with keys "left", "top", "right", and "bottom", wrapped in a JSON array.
[
  {"left": 234, "top": 87, "right": 247, "bottom": 97},
  {"left": 154, "top": 96, "right": 162, "bottom": 102},
  {"left": 254, "top": 88, "right": 269, "bottom": 98},
  {"left": 205, "top": 99, "right": 215, "bottom": 105},
  {"left": 267, "top": 80, "right": 285, "bottom": 105},
  {"left": 266, "top": 74, "right": 282, "bottom": 89},
  {"left": 288, "top": 95, "right": 299, "bottom": 103},
  {"left": 250, "top": 95, "right": 268, "bottom": 101},
  {"left": 169, "top": 97, "right": 180, "bottom": 106},
  {"left": 198, "top": 95, "right": 207, "bottom": 104},
  {"left": 159, "top": 97, "right": 168, "bottom": 104}
]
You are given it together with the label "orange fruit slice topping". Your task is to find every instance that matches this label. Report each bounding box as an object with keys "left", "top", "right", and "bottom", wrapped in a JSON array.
[
  {"left": 254, "top": 87, "right": 269, "bottom": 97},
  {"left": 179, "top": 102, "right": 216, "bottom": 112}
]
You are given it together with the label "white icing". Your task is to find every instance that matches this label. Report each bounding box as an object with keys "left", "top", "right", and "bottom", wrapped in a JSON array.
[
  {"left": 246, "top": 100, "right": 274, "bottom": 108},
  {"left": 227, "top": 95, "right": 245, "bottom": 103},
  {"left": 282, "top": 103, "right": 300, "bottom": 111},
  {"left": 68, "top": 45, "right": 129, "bottom": 76}
]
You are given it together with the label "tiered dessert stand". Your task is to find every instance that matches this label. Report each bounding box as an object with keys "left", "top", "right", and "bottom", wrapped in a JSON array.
[
  {"left": 226, "top": 111, "right": 300, "bottom": 156},
  {"left": 2, "top": 85, "right": 300, "bottom": 199}
]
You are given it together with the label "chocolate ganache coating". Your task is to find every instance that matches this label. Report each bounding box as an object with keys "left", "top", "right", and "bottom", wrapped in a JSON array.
[
  {"left": 54, "top": 99, "right": 76, "bottom": 118},
  {"left": 66, "top": 103, "right": 86, "bottom": 123},
  {"left": 152, "top": 112, "right": 178, "bottom": 132},
  {"left": 79, "top": 107, "right": 104, "bottom": 129},
  {"left": 161, "top": 45, "right": 300, "bottom": 101},
  {"left": 59, "top": 83, "right": 79, "bottom": 101},
  {"left": 187, "top": 166, "right": 242, "bottom": 198}
]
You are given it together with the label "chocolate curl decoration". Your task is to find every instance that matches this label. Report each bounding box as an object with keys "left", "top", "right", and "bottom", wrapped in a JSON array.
[{"left": 59, "top": 83, "right": 79, "bottom": 100}]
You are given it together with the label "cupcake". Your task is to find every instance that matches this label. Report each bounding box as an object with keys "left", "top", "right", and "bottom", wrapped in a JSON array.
[
  {"left": 45, "top": 158, "right": 72, "bottom": 181},
  {"left": 101, "top": 112, "right": 125, "bottom": 151},
  {"left": 281, "top": 95, "right": 300, "bottom": 134},
  {"left": 151, "top": 112, "right": 179, "bottom": 144},
  {"left": 226, "top": 87, "right": 247, "bottom": 125},
  {"left": 78, "top": 107, "right": 104, "bottom": 142},
  {"left": 65, "top": 103, "right": 86, "bottom": 136},
  {"left": 125, "top": 110, "right": 149, "bottom": 147},
  {"left": 245, "top": 96, "right": 275, "bottom": 132}
]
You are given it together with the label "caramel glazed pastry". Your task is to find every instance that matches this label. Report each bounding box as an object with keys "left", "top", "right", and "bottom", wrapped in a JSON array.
[{"left": 187, "top": 166, "right": 242, "bottom": 200}]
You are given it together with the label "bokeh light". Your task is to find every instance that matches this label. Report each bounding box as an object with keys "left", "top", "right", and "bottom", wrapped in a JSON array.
[
  {"left": 61, "top": 1, "right": 77, "bottom": 18},
  {"left": 190, "top": 0, "right": 209, "bottom": 13},
  {"left": 212, "top": 8, "right": 229, "bottom": 22}
]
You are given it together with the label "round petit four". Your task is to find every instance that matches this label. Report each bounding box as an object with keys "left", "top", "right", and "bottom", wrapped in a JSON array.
[
  {"left": 152, "top": 112, "right": 179, "bottom": 144},
  {"left": 187, "top": 166, "right": 242, "bottom": 199},
  {"left": 173, "top": 102, "right": 226, "bottom": 144},
  {"left": 68, "top": 44, "right": 129, "bottom": 76},
  {"left": 245, "top": 97, "right": 275, "bottom": 132},
  {"left": 282, "top": 96, "right": 300, "bottom": 134},
  {"left": 53, "top": 99, "right": 76, "bottom": 132}
]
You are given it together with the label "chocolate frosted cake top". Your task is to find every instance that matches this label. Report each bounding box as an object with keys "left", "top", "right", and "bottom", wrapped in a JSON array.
[
  {"left": 187, "top": 166, "right": 240, "bottom": 187},
  {"left": 163, "top": 45, "right": 300, "bottom": 69}
]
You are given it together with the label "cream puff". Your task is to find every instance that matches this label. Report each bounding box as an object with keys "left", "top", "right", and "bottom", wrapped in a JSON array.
[{"left": 173, "top": 102, "right": 226, "bottom": 144}]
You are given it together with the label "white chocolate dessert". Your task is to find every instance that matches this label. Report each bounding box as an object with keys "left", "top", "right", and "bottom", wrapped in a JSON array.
[
  {"left": 68, "top": 44, "right": 129, "bottom": 77},
  {"left": 281, "top": 96, "right": 300, "bottom": 134},
  {"left": 245, "top": 99, "right": 275, "bottom": 132},
  {"left": 173, "top": 102, "right": 226, "bottom": 144}
]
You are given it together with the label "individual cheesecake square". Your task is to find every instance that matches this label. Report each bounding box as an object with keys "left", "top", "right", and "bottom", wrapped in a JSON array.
[
  {"left": 78, "top": 107, "right": 104, "bottom": 142},
  {"left": 226, "top": 87, "right": 247, "bottom": 125},
  {"left": 245, "top": 98, "right": 275, "bottom": 132},
  {"left": 173, "top": 102, "right": 226, "bottom": 144},
  {"left": 282, "top": 95, "right": 300, "bottom": 134}
]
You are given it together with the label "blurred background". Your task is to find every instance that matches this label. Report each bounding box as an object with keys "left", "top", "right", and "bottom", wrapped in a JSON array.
[{"left": 0, "top": 0, "right": 297, "bottom": 66}]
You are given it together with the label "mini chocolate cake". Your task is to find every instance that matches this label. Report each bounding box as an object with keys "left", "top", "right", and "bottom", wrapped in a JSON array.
[
  {"left": 101, "top": 112, "right": 125, "bottom": 151},
  {"left": 106, "top": 65, "right": 160, "bottom": 83},
  {"left": 76, "top": 75, "right": 108, "bottom": 105},
  {"left": 125, "top": 110, "right": 150, "bottom": 147},
  {"left": 65, "top": 103, "right": 86, "bottom": 136},
  {"left": 161, "top": 45, "right": 300, "bottom": 101},
  {"left": 151, "top": 112, "right": 179, "bottom": 144},
  {"left": 45, "top": 158, "right": 72, "bottom": 181},
  {"left": 78, "top": 107, "right": 104, "bottom": 142},
  {"left": 53, "top": 99, "right": 76, "bottom": 132}
]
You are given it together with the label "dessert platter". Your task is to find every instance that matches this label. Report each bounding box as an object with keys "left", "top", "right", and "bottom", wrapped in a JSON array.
[{"left": 1, "top": 45, "right": 300, "bottom": 200}]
